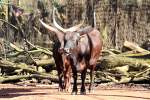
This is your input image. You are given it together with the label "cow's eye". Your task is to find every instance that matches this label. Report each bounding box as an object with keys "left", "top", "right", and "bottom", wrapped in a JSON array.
[
  {"left": 76, "top": 40, "right": 79, "bottom": 45},
  {"left": 64, "top": 40, "right": 67, "bottom": 44},
  {"left": 58, "top": 48, "right": 64, "bottom": 54}
]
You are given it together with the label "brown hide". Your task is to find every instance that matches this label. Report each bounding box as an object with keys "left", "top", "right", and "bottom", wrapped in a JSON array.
[
  {"left": 39, "top": 8, "right": 83, "bottom": 92},
  {"left": 39, "top": 7, "right": 102, "bottom": 94},
  {"left": 63, "top": 26, "right": 103, "bottom": 95}
]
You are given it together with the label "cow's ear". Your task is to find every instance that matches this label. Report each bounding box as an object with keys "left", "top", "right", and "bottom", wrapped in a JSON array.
[{"left": 76, "top": 32, "right": 80, "bottom": 37}]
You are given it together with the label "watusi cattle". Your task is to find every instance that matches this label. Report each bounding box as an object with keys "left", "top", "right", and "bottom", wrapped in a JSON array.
[
  {"left": 39, "top": 7, "right": 83, "bottom": 92},
  {"left": 39, "top": 7, "right": 103, "bottom": 95},
  {"left": 62, "top": 26, "right": 103, "bottom": 95}
]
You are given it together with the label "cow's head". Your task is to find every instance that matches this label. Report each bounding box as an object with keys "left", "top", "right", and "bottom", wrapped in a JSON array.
[
  {"left": 63, "top": 31, "right": 80, "bottom": 54},
  {"left": 39, "top": 7, "right": 84, "bottom": 54}
]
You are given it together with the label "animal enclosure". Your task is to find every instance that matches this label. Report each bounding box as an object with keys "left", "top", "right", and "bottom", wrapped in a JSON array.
[{"left": 0, "top": 0, "right": 150, "bottom": 91}]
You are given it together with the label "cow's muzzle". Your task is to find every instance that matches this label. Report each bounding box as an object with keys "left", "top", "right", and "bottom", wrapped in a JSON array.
[{"left": 64, "top": 48, "right": 71, "bottom": 56}]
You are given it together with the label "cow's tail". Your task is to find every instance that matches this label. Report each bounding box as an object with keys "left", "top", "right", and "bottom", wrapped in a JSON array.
[{"left": 93, "top": 9, "right": 96, "bottom": 28}]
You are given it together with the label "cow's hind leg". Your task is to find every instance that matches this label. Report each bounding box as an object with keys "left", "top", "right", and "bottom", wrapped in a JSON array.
[
  {"left": 89, "top": 65, "right": 95, "bottom": 93},
  {"left": 80, "top": 69, "right": 87, "bottom": 95}
]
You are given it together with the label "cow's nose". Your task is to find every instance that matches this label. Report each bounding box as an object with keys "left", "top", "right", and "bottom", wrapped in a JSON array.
[{"left": 64, "top": 48, "right": 70, "bottom": 53}]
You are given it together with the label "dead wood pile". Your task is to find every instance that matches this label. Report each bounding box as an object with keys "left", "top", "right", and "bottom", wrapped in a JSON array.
[{"left": 0, "top": 40, "right": 150, "bottom": 84}]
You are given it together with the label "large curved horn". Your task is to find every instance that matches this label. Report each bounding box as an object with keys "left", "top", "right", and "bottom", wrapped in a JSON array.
[
  {"left": 66, "top": 19, "right": 84, "bottom": 32},
  {"left": 53, "top": 7, "right": 67, "bottom": 33},
  {"left": 39, "top": 19, "right": 64, "bottom": 43},
  {"left": 39, "top": 19, "right": 59, "bottom": 33},
  {"left": 53, "top": 7, "right": 84, "bottom": 33}
]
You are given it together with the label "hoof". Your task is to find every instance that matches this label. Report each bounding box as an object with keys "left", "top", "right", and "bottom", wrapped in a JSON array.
[
  {"left": 65, "top": 87, "right": 71, "bottom": 93},
  {"left": 80, "top": 91, "right": 86, "bottom": 95},
  {"left": 58, "top": 87, "right": 63, "bottom": 92},
  {"left": 89, "top": 90, "right": 94, "bottom": 94},
  {"left": 64, "top": 89, "right": 71, "bottom": 93},
  {"left": 71, "top": 91, "right": 78, "bottom": 95}
]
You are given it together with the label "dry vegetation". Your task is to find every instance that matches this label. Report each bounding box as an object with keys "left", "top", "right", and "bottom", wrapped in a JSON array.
[{"left": 0, "top": 0, "right": 150, "bottom": 85}]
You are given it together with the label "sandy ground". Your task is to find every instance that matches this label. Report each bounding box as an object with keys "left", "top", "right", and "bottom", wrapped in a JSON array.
[{"left": 0, "top": 83, "right": 150, "bottom": 100}]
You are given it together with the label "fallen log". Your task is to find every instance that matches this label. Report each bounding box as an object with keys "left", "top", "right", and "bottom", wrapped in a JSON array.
[
  {"left": 96, "top": 66, "right": 150, "bottom": 84},
  {"left": 96, "top": 53, "right": 150, "bottom": 83},
  {"left": 0, "top": 74, "right": 58, "bottom": 83},
  {"left": 34, "top": 58, "right": 55, "bottom": 66},
  {"left": 3, "top": 41, "right": 53, "bottom": 58},
  {"left": 99, "top": 55, "right": 150, "bottom": 70},
  {"left": 123, "top": 41, "right": 150, "bottom": 53},
  {"left": 0, "top": 59, "right": 57, "bottom": 81},
  {"left": 119, "top": 51, "right": 150, "bottom": 58}
]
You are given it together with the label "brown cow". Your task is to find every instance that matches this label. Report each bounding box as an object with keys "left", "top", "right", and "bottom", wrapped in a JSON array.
[
  {"left": 40, "top": 7, "right": 102, "bottom": 94},
  {"left": 62, "top": 26, "right": 103, "bottom": 95},
  {"left": 39, "top": 7, "right": 83, "bottom": 92}
]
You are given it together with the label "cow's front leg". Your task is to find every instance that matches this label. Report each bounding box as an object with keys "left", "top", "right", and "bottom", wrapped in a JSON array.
[
  {"left": 80, "top": 69, "right": 87, "bottom": 95},
  {"left": 57, "top": 65, "right": 64, "bottom": 92},
  {"left": 71, "top": 70, "right": 78, "bottom": 95},
  {"left": 64, "top": 66, "right": 71, "bottom": 92}
]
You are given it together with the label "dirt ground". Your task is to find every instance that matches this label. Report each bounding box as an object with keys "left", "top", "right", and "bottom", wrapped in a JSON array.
[{"left": 0, "top": 83, "right": 150, "bottom": 100}]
